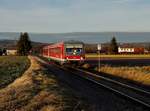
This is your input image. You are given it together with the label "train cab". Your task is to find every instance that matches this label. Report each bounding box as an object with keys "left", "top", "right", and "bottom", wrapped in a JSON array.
[{"left": 42, "top": 40, "right": 85, "bottom": 65}]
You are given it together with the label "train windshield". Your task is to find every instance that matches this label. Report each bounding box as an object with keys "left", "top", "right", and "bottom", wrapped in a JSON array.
[{"left": 66, "top": 48, "right": 83, "bottom": 55}]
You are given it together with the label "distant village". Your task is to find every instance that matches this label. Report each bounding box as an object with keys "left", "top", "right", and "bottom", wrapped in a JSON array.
[
  {"left": 0, "top": 34, "right": 150, "bottom": 56},
  {"left": 0, "top": 42, "right": 150, "bottom": 56},
  {"left": 101, "top": 44, "right": 150, "bottom": 54},
  {"left": 83, "top": 42, "right": 150, "bottom": 54}
]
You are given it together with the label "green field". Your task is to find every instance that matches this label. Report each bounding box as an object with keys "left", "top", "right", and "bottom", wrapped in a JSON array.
[
  {"left": 86, "top": 54, "right": 150, "bottom": 59},
  {"left": 0, "top": 56, "right": 30, "bottom": 88}
]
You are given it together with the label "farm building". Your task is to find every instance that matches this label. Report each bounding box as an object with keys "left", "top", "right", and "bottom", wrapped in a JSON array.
[
  {"left": 6, "top": 48, "right": 17, "bottom": 55},
  {"left": 118, "top": 47, "right": 145, "bottom": 54},
  {"left": 118, "top": 47, "right": 134, "bottom": 53}
]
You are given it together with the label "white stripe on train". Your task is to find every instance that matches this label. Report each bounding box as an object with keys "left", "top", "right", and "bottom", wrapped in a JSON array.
[{"left": 43, "top": 55, "right": 82, "bottom": 62}]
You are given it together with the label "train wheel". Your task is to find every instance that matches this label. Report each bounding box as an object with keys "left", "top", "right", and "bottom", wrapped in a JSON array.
[{"left": 60, "top": 61, "right": 65, "bottom": 65}]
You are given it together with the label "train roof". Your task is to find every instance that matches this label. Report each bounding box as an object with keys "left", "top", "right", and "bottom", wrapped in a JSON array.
[
  {"left": 64, "top": 40, "right": 84, "bottom": 44},
  {"left": 43, "top": 40, "right": 84, "bottom": 49}
]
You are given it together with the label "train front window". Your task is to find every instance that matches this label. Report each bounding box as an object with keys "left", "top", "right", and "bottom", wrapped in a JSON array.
[{"left": 66, "top": 48, "right": 82, "bottom": 55}]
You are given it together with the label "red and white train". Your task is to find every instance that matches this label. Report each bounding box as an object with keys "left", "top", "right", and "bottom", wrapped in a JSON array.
[{"left": 42, "top": 41, "right": 85, "bottom": 64}]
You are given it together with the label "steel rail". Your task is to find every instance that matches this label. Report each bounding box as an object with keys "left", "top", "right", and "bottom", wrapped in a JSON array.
[
  {"left": 36, "top": 57, "right": 150, "bottom": 108},
  {"left": 73, "top": 67, "right": 150, "bottom": 95},
  {"left": 59, "top": 66, "right": 150, "bottom": 108}
]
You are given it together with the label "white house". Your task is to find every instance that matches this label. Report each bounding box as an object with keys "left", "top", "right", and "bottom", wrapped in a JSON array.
[
  {"left": 118, "top": 47, "right": 134, "bottom": 53},
  {"left": 7, "top": 49, "right": 17, "bottom": 55}
]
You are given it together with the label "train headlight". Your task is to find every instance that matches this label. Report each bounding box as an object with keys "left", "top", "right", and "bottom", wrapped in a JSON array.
[{"left": 80, "top": 57, "right": 83, "bottom": 60}]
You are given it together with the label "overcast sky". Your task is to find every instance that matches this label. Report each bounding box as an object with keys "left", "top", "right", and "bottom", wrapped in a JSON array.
[{"left": 0, "top": 0, "right": 150, "bottom": 33}]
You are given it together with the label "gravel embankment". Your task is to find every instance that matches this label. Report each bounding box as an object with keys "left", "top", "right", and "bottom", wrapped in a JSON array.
[{"left": 36, "top": 56, "right": 149, "bottom": 111}]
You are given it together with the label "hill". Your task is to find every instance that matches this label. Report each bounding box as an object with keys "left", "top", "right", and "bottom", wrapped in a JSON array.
[{"left": 0, "top": 39, "right": 47, "bottom": 49}]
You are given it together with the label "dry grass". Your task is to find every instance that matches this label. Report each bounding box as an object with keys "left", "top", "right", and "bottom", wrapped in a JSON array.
[
  {"left": 0, "top": 56, "right": 90, "bottom": 111},
  {"left": 98, "top": 65, "right": 150, "bottom": 85},
  {"left": 86, "top": 54, "right": 150, "bottom": 59},
  {"left": 82, "top": 63, "right": 91, "bottom": 69}
]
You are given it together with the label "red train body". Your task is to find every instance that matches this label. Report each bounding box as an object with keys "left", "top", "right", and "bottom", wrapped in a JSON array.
[{"left": 42, "top": 41, "right": 85, "bottom": 64}]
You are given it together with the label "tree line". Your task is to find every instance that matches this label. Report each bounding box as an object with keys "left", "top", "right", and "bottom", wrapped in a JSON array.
[
  {"left": 17, "top": 32, "right": 32, "bottom": 55},
  {"left": 85, "top": 37, "right": 118, "bottom": 54}
]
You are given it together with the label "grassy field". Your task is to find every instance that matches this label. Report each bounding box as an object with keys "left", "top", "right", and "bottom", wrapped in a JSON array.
[
  {"left": 86, "top": 54, "right": 150, "bottom": 59},
  {"left": 85, "top": 54, "right": 150, "bottom": 85},
  {"left": 0, "top": 56, "right": 90, "bottom": 111},
  {"left": 97, "top": 65, "right": 150, "bottom": 85},
  {"left": 0, "top": 56, "right": 30, "bottom": 88}
]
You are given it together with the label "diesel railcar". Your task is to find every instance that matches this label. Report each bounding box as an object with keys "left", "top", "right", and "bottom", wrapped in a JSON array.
[{"left": 42, "top": 41, "right": 85, "bottom": 64}]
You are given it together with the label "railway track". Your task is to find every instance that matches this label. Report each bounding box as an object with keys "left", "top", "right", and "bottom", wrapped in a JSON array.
[
  {"left": 36, "top": 56, "right": 150, "bottom": 109},
  {"left": 59, "top": 65, "right": 150, "bottom": 108}
]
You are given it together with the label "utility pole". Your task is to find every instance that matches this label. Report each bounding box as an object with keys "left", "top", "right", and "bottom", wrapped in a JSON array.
[{"left": 97, "top": 44, "right": 101, "bottom": 72}]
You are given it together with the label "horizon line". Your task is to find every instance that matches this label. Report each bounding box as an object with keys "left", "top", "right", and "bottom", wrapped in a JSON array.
[{"left": 0, "top": 31, "right": 150, "bottom": 34}]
